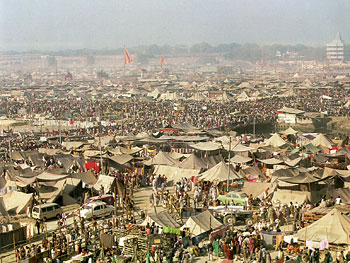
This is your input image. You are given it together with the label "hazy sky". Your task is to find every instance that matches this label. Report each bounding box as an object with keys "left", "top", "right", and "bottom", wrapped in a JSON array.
[{"left": 1, "top": 0, "right": 350, "bottom": 50}]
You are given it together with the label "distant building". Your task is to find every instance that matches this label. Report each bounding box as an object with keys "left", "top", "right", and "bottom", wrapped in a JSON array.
[{"left": 326, "top": 32, "right": 350, "bottom": 62}]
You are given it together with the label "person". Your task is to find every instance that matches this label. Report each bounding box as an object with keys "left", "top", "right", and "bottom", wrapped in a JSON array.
[
  {"left": 35, "top": 219, "right": 41, "bottom": 235},
  {"left": 207, "top": 242, "right": 213, "bottom": 261},
  {"left": 338, "top": 251, "right": 344, "bottom": 263},
  {"left": 323, "top": 249, "right": 333, "bottom": 263},
  {"left": 335, "top": 195, "right": 341, "bottom": 205}
]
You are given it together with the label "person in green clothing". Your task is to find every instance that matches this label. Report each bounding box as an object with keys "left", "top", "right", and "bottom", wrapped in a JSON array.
[
  {"left": 212, "top": 239, "right": 221, "bottom": 256},
  {"left": 323, "top": 249, "right": 333, "bottom": 263}
]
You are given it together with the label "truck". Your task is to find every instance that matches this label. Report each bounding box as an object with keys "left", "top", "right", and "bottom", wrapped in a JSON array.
[{"left": 208, "top": 205, "right": 253, "bottom": 226}]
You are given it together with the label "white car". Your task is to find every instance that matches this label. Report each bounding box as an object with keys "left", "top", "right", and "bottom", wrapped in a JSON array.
[{"left": 80, "top": 201, "right": 114, "bottom": 220}]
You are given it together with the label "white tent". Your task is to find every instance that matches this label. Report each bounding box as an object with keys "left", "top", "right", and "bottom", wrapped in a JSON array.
[
  {"left": 141, "top": 211, "right": 181, "bottom": 228},
  {"left": 311, "top": 133, "right": 334, "bottom": 148},
  {"left": 93, "top": 175, "right": 116, "bottom": 193},
  {"left": 200, "top": 161, "right": 241, "bottom": 181},
  {"left": 180, "top": 210, "right": 223, "bottom": 236},
  {"left": 295, "top": 209, "right": 350, "bottom": 244},
  {"left": 264, "top": 133, "right": 287, "bottom": 148},
  {"left": 144, "top": 151, "right": 178, "bottom": 166}
]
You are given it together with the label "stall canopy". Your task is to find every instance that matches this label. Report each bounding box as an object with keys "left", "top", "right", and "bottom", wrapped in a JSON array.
[
  {"left": 180, "top": 210, "right": 223, "bottom": 236},
  {"left": 295, "top": 209, "right": 350, "bottom": 244},
  {"left": 141, "top": 211, "right": 181, "bottom": 228},
  {"left": 200, "top": 161, "right": 241, "bottom": 181},
  {"left": 109, "top": 154, "right": 133, "bottom": 165}
]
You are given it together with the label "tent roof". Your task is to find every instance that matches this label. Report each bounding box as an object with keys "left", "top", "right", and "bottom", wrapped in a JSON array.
[
  {"left": 229, "top": 155, "right": 252, "bottom": 164},
  {"left": 190, "top": 141, "right": 222, "bottom": 151},
  {"left": 200, "top": 161, "right": 241, "bottom": 181},
  {"left": 93, "top": 175, "right": 116, "bottom": 192},
  {"left": 258, "top": 158, "right": 284, "bottom": 165},
  {"left": 295, "top": 209, "right": 350, "bottom": 244},
  {"left": 242, "top": 182, "right": 275, "bottom": 198},
  {"left": 265, "top": 133, "right": 287, "bottom": 148},
  {"left": 109, "top": 154, "right": 133, "bottom": 165},
  {"left": 280, "top": 127, "right": 298, "bottom": 135},
  {"left": 2, "top": 191, "right": 33, "bottom": 214},
  {"left": 278, "top": 173, "right": 325, "bottom": 184},
  {"left": 180, "top": 210, "right": 223, "bottom": 236},
  {"left": 153, "top": 165, "right": 200, "bottom": 181},
  {"left": 144, "top": 151, "right": 178, "bottom": 166},
  {"left": 177, "top": 154, "right": 208, "bottom": 170},
  {"left": 272, "top": 190, "right": 308, "bottom": 205},
  {"left": 311, "top": 134, "right": 334, "bottom": 148},
  {"left": 327, "top": 188, "right": 350, "bottom": 204},
  {"left": 141, "top": 211, "right": 181, "bottom": 228}
]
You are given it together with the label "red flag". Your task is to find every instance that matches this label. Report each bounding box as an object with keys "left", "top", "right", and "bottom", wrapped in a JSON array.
[
  {"left": 124, "top": 48, "right": 133, "bottom": 64},
  {"left": 160, "top": 56, "right": 167, "bottom": 65}
]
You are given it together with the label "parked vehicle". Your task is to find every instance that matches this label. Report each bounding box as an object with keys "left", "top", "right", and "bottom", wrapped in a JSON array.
[
  {"left": 209, "top": 205, "right": 253, "bottom": 225},
  {"left": 32, "top": 203, "right": 63, "bottom": 221},
  {"left": 79, "top": 201, "right": 114, "bottom": 220},
  {"left": 217, "top": 191, "right": 248, "bottom": 206},
  {"left": 86, "top": 194, "right": 115, "bottom": 206}
]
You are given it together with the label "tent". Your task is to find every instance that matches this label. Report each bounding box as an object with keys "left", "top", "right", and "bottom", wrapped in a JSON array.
[
  {"left": 242, "top": 182, "right": 275, "bottom": 199},
  {"left": 141, "top": 211, "right": 181, "bottom": 228},
  {"left": 153, "top": 165, "right": 200, "bottom": 181},
  {"left": 190, "top": 142, "right": 222, "bottom": 151},
  {"left": 93, "top": 175, "right": 116, "bottom": 193},
  {"left": 200, "top": 161, "right": 241, "bottom": 182},
  {"left": 295, "top": 209, "right": 350, "bottom": 244},
  {"left": 272, "top": 190, "right": 308, "bottom": 205},
  {"left": 180, "top": 210, "right": 223, "bottom": 236},
  {"left": 229, "top": 155, "right": 252, "bottom": 164},
  {"left": 311, "top": 133, "right": 334, "bottom": 148},
  {"left": 281, "top": 127, "right": 298, "bottom": 135},
  {"left": 258, "top": 158, "right": 284, "bottom": 165},
  {"left": 0, "top": 197, "right": 9, "bottom": 217},
  {"left": 326, "top": 188, "right": 350, "bottom": 204},
  {"left": 2, "top": 191, "right": 33, "bottom": 214},
  {"left": 144, "top": 151, "right": 178, "bottom": 166},
  {"left": 109, "top": 154, "right": 133, "bottom": 165},
  {"left": 278, "top": 173, "right": 326, "bottom": 184},
  {"left": 177, "top": 154, "right": 208, "bottom": 170},
  {"left": 264, "top": 133, "right": 287, "bottom": 148}
]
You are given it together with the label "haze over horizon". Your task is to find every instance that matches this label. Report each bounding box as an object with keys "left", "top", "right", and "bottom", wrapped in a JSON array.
[{"left": 1, "top": 0, "right": 350, "bottom": 51}]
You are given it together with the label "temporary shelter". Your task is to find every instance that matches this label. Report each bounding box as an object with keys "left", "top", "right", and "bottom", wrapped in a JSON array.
[
  {"left": 264, "top": 133, "right": 287, "bottom": 148},
  {"left": 144, "top": 151, "right": 178, "bottom": 166},
  {"left": 295, "top": 209, "right": 350, "bottom": 244},
  {"left": 141, "top": 211, "right": 181, "bottom": 228},
  {"left": 177, "top": 154, "right": 208, "bottom": 170},
  {"left": 200, "top": 161, "right": 241, "bottom": 182},
  {"left": 311, "top": 134, "right": 334, "bottom": 148},
  {"left": 180, "top": 210, "right": 223, "bottom": 236}
]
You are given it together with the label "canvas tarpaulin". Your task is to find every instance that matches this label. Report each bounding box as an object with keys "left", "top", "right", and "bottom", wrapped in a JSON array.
[
  {"left": 272, "top": 190, "right": 308, "bottom": 205},
  {"left": 326, "top": 188, "right": 350, "bottom": 204},
  {"left": 190, "top": 142, "right": 222, "bottom": 151},
  {"left": 180, "top": 210, "right": 223, "bottom": 236},
  {"left": 3, "top": 191, "right": 33, "bottom": 214},
  {"left": 278, "top": 173, "right": 326, "bottom": 184},
  {"left": 144, "top": 151, "right": 178, "bottom": 166},
  {"left": 258, "top": 158, "right": 284, "bottom": 165},
  {"left": 153, "top": 165, "right": 200, "bottom": 181},
  {"left": 295, "top": 209, "right": 350, "bottom": 244},
  {"left": 93, "top": 175, "right": 116, "bottom": 193},
  {"left": 242, "top": 182, "right": 275, "bottom": 199},
  {"left": 71, "top": 171, "right": 97, "bottom": 185},
  {"left": 109, "top": 154, "right": 133, "bottom": 165},
  {"left": 141, "top": 211, "right": 181, "bottom": 228},
  {"left": 200, "top": 161, "right": 241, "bottom": 182},
  {"left": 176, "top": 154, "right": 208, "bottom": 170}
]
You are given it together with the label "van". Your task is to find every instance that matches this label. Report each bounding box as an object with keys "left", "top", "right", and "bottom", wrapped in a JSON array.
[{"left": 32, "top": 203, "right": 63, "bottom": 221}]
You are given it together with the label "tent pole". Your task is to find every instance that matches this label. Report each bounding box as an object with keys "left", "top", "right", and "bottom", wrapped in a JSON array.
[{"left": 227, "top": 137, "right": 231, "bottom": 193}]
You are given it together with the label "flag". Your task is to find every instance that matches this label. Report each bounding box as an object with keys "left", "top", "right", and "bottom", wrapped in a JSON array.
[
  {"left": 160, "top": 56, "right": 167, "bottom": 65},
  {"left": 124, "top": 48, "right": 133, "bottom": 64}
]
